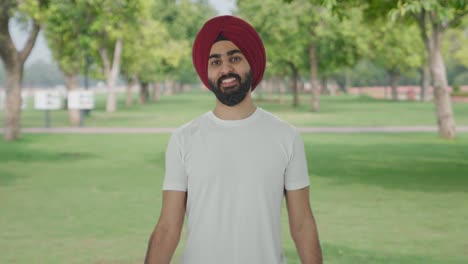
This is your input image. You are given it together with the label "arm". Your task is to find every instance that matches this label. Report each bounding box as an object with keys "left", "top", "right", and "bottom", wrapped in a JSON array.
[
  {"left": 145, "top": 190, "right": 187, "bottom": 264},
  {"left": 285, "top": 186, "right": 322, "bottom": 264}
]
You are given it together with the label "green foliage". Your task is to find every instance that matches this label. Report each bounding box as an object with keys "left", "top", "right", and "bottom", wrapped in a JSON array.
[
  {"left": 240, "top": 0, "right": 366, "bottom": 81},
  {"left": 444, "top": 17, "right": 468, "bottom": 69},
  {"left": 367, "top": 21, "right": 422, "bottom": 76},
  {"left": 315, "top": 7, "right": 367, "bottom": 76},
  {"left": 16, "top": 0, "right": 50, "bottom": 23},
  {"left": 453, "top": 72, "right": 468, "bottom": 86},
  {"left": 389, "top": 0, "right": 468, "bottom": 24},
  {"left": 239, "top": 0, "right": 302, "bottom": 77},
  {"left": 121, "top": 0, "right": 215, "bottom": 84},
  {"left": 146, "top": 0, "right": 215, "bottom": 83},
  {"left": 121, "top": 17, "right": 174, "bottom": 82},
  {"left": 43, "top": 0, "right": 148, "bottom": 82},
  {"left": 45, "top": 0, "right": 87, "bottom": 76}
]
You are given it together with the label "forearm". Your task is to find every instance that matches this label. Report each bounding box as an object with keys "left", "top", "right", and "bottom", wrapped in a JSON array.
[
  {"left": 291, "top": 217, "right": 322, "bottom": 264},
  {"left": 144, "top": 223, "right": 182, "bottom": 264}
]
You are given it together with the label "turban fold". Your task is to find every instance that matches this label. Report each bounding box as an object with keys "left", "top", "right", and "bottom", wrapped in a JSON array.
[{"left": 192, "top": 15, "right": 266, "bottom": 91}]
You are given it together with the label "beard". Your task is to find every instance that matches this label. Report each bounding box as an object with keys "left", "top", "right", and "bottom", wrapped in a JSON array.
[{"left": 208, "top": 71, "right": 253, "bottom": 107}]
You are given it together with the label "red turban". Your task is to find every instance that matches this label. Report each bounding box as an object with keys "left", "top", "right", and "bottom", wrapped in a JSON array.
[{"left": 192, "top": 15, "right": 266, "bottom": 91}]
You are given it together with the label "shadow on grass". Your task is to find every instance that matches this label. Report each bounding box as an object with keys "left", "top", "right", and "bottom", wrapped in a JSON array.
[
  {"left": 307, "top": 140, "right": 468, "bottom": 193},
  {"left": 0, "top": 169, "right": 28, "bottom": 186},
  {"left": 0, "top": 145, "right": 96, "bottom": 163},
  {"left": 283, "top": 242, "right": 463, "bottom": 264},
  {"left": 0, "top": 140, "right": 96, "bottom": 186}
]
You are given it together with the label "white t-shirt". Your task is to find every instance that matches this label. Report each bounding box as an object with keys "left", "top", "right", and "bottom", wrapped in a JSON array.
[{"left": 163, "top": 107, "right": 310, "bottom": 264}]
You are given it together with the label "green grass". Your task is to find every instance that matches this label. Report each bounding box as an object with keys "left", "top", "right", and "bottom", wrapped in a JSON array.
[
  {"left": 1, "top": 133, "right": 467, "bottom": 263},
  {"left": 5, "top": 90, "right": 468, "bottom": 127}
]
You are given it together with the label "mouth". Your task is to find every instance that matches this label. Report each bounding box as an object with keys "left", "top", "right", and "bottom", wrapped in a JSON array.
[{"left": 218, "top": 75, "right": 240, "bottom": 90}]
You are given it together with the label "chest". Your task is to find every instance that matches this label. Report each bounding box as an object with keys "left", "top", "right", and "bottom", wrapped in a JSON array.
[{"left": 185, "top": 130, "right": 289, "bottom": 189}]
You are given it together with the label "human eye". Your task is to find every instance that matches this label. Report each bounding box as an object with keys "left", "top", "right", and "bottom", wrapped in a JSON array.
[
  {"left": 210, "top": 59, "right": 221, "bottom": 66},
  {"left": 230, "top": 56, "right": 241, "bottom": 63}
]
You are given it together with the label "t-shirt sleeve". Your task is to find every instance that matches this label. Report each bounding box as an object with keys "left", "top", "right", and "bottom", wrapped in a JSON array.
[
  {"left": 284, "top": 129, "right": 310, "bottom": 191},
  {"left": 162, "top": 132, "right": 188, "bottom": 191}
]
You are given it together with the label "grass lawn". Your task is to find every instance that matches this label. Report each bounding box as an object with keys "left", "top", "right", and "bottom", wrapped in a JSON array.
[
  {"left": 1, "top": 133, "right": 467, "bottom": 263},
  {"left": 5, "top": 90, "right": 468, "bottom": 128}
]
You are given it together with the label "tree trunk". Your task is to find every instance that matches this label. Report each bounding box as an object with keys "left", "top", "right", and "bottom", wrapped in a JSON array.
[
  {"left": 0, "top": 9, "right": 40, "bottom": 141},
  {"left": 293, "top": 78, "right": 298, "bottom": 107},
  {"left": 64, "top": 72, "right": 80, "bottom": 126},
  {"left": 321, "top": 76, "right": 328, "bottom": 95},
  {"left": 3, "top": 65, "right": 23, "bottom": 140},
  {"left": 329, "top": 80, "right": 337, "bottom": 96},
  {"left": 309, "top": 44, "right": 320, "bottom": 112},
  {"left": 152, "top": 82, "right": 161, "bottom": 102},
  {"left": 298, "top": 79, "right": 304, "bottom": 93},
  {"left": 165, "top": 80, "right": 173, "bottom": 96},
  {"left": 343, "top": 69, "right": 351, "bottom": 94},
  {"left": 172, "top": 82, "right": 178, "bottom": 94},
  {"left": 419, "top": 64, "right": 431, "bottom": 101},
  {"left": 279, "top": 79, "right": 286, "bottom": 104},
  {"left": 139, "top": 81, "right": 150, "bottom": 104},
  {"left": 267, "top": 78, "right": 273, "bottom": 100},
  {"left": 389, "top": 71, "right": 400, "bottom": 101},
  {"left": 176, "top": 82, "right": 182, "bottom": 94},
  {"left": 289, "top": 63, "right": 299, "bottom": 107},
  {"left": 430, "top": 26, "right": 456, "bottom": 139},
  {"left": 99, "top": 38, "right": 123, "bottom": 113},
  {"left": 417, "top": 11, "right": 456, "bottom": 138},
  {"left": 416, "top": 11, "right": 432, "bottom": 102},
  {"left": 125, "top": 74, "right": 137, "bottom": 108},
  {"left": 256, "top": 81, "right": 264, "bottom": 101}
]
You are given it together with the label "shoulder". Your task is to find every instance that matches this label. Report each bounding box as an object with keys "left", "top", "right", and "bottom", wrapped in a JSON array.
[
  {"left": 258, "top": 107, "right": 299, "bottom": 138},
  {"left": 170, "top": 112, "right": 209, "bottom": 145}
]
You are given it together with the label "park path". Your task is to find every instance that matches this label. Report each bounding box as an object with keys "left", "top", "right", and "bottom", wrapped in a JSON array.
[{"left": 1, "top": 126, "right": 468, "bottom": 134}]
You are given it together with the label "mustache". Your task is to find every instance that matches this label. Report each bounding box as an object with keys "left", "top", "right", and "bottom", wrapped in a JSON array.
[{"left": 217, "top": 73, "right": 241, "bottom": 87}]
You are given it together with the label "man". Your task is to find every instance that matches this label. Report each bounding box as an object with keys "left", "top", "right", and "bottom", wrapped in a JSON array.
[{"left": 145, "top": 15, "right": 322, "bottom": 264}]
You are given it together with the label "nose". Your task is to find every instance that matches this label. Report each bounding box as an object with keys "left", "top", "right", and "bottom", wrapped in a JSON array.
[{"left": 219, "top": 61, "right": 234, "bottom": 76}]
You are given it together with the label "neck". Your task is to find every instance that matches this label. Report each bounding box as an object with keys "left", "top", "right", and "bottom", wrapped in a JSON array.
[{"left": 213, "top": 92, "right": 257, "bottom": 120}]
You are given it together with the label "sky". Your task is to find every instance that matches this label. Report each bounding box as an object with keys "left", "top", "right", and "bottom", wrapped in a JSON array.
[{"left": 10, "top": 0, "right": 236, "bottom": 66}]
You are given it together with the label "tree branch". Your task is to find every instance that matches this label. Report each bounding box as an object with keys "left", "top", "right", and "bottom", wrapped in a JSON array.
[
  {"left": 416, "top": 10, "right": 430, "bottom": 51},
  {"left": 447, "top": 9, "right": 468, "bottom": 28},
  {"left": 99, "top": 47, "right": 111, "bottom": 80},
  {"left": 110, "top": 38, "right": 123, "bottom": 80},
  {"left": 19, "top": 21, "right": 40, "bottom": 64}
]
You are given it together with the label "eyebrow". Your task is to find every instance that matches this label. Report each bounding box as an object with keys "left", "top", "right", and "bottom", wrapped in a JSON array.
[{"left": 208, "top": 49, "right": 242, "bottom": 59}]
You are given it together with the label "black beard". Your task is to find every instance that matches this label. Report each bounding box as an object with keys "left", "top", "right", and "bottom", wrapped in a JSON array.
[{"left": 208, "top": 71, "right": 253, "bottom": 107}]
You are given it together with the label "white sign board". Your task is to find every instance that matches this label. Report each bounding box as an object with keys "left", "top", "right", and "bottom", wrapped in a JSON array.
[
  {"left": 21, "top": 92, "right": 28, "bottom": 109},
  {"left": 68, "top": 90, "right": 94, "bottom": 110},
  {"left": 34, "top": 90, "right": 63, "bottom": 110},
  {"left": 0, "top": 91, "right": 28, "bottom": 110}
]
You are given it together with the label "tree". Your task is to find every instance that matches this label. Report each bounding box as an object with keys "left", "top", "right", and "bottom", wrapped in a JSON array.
[
  {"left": 45, "top": 0, "right": 88, "bottom": 126},
  {"left": 0, "top": 0, "right": 48, "bottom": 141},
  {"left": 327, "top": 0, "right": 468, "bottom": 138},
  {"left": 243, "top": 0, "right": 365, "bottom": 110},
  {"left": 153, "top": 0, "right": 215, "bottom": 92},
  {"left": 121, "top": 18, "right": 187, "bottom": 104},
  {"left": 78, "top": 0, "right": 146, "bottom": 113},
  {"left": 239, "top": 0, "right": 308, "bottom": 107},
  {"left": 314, "top": 7, "right": 365, "bottom": 95},
  {"left": 367, "top": 21, "right": 422, "bottom": 100}
]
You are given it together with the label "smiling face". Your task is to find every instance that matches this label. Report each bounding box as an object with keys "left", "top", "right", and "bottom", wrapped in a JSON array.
[{"left": 207, "top": 40, "right": 253, "bottom": 106}]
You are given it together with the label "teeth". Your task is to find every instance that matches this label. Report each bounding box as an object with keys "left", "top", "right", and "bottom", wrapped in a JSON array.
[{"left": 222, "top": 78, "right": 236, "bottom": 83}]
